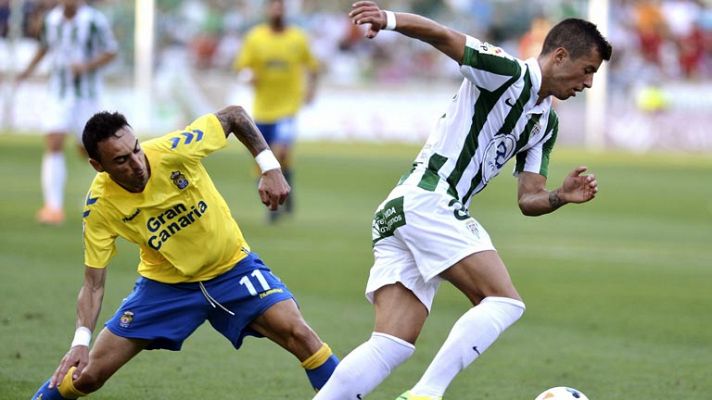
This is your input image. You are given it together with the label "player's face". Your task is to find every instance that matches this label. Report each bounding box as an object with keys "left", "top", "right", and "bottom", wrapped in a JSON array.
[
  {"left": 61, "top": 0, "right": 82, "bottom": 13},
  {"left": 91, "top": 127, "right": 150, "bottom": 193},
  {"left": 549, "top": 47, "right": 603, "bottom": 100},
  {"left": 267, "top": 0, "right": 285, "bottom": 22}
]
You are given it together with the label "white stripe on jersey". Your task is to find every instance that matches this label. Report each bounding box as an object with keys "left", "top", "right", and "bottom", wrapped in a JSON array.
[
  {"left": 42, "top": 4, "right": 118, "bottom": 100},
  {"left": 400, "top": 35, "right": 559, "bottom": 207}
]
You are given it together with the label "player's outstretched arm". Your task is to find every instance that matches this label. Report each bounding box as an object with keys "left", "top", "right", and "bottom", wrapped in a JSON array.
[
  {"left": 516, "top": 167, "right": 598, "bottom": 216},
  {"left": 16, "top": 46, "right": 48, "bottom": 82},
  {"left": 349, "top": 1, "right": 466, "bottom": 63},
  {"left": 49, "top": 266, "right": 107, "bottom": 388},
  {"left": 214, "top": 105, "right": 290, "bottom": 210}
]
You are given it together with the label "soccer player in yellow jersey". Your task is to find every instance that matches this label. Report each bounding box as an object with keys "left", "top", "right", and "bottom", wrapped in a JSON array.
[
  {"left": 30, "top": 105, "right": 338, "bottom": 400},
  {"left": 234, "top": 0, "right": 320, "bottom": 222}
]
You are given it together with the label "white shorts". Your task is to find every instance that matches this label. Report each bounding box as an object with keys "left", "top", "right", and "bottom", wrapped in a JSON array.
[
  {"left": 365, "top": 184, "right": 496, "bottom": 312},
  {"left": 43, "top": 96, "right": 100, "bottom": 141}
]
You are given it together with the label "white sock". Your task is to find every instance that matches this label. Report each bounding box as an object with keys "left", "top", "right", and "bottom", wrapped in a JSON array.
[
  {"left": 410, "top": 297, "right": 525, "bottom": 397},
  {"left": 41, "top": 152, "right": 66, "bottom": 210},
  {"left": 314, "top": 332, "right": 415, "bottom": 400}
]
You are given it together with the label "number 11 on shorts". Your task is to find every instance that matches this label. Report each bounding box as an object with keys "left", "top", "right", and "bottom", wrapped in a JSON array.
[{"left": 239, "top": 269, "right": 272, "bottom": 296}]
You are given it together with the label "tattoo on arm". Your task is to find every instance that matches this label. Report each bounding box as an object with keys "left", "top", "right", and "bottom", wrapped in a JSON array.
[
  {"left": 548, "top": 189, "right": 563, "bottom": 210},
  {"left": 215, "top": 106, "right": 268, "bottom": 156}
]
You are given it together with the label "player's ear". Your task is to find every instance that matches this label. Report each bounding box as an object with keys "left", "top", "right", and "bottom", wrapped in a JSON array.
[
  {"left": 89, "top": 158, "right": 104, "bottom": 173},
  {"left": 553, "top": 47, "right": 568, "bottom": 65}
]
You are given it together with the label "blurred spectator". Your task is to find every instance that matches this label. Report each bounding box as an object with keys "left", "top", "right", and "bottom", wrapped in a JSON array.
[
  {"left": 0, "top": 0, "right": 9, "bottom": 38},
  {"left": 15, "top": 0, "right": 117, "bottom": 225},
  {"left": 233, "top": 0, "right": 320, "bottom": 223}
]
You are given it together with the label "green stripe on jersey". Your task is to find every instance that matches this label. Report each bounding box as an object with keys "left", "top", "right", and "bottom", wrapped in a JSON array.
[
  {"left": 514, "top": 113, "right": 544, "bottom": 174},
  {"left": 446, "top": 74, "right": 520, "bottom": 195},
  {"left": 539, "top": 112, "right": 559, "bottom": 177},
  {"left": 463, "top": 46, "right": 521, "bottom": 76},
  {"left": 455, "top": 70, "right": 532, "bottom": 203},
  {"left": 417, "top": 153, "right": 448, "bottom": 191}
]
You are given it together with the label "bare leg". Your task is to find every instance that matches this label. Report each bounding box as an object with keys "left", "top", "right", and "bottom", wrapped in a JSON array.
[
  {"left": 248, "top": 298, "right": 322, "bottom": 361},
  {"left": 73, "top": 328, "right": 148, "bottom": 393},
  {"left": 408, "top": 250, "right": 525, "bottom": 398},
  {"left": 314, "top": 283, "right": 428, "bottom": 400},
  {"left": 38, "top": 132, "right": 68, "bottom": 224},
  {"left": 249, "top": 298, "right": 338, "bottom": 390}
]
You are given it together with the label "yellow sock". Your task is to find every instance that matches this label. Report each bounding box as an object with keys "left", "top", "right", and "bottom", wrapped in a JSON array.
[
  {"left": 301, "top": 343, "right": 333, "bottom": 370},
  {"left": 58, "top": 367, "right": 87, "bottom": 399}
]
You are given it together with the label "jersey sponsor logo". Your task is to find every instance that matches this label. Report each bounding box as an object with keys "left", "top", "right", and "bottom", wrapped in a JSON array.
[
  {"left": 122, "top": 208, "right": 142, "bottom": 223},
  {"left": 119, "top": 311, "right": 134, "bottom": 328},
  {"left": 258, "top": 288, "right": 284, "bottom": 299},
  {"left": 146, "top": 201, "right": 209, "bottom": 250},
  {"left": 481, "top": 133, "right": 516, "bottom": 184},
  {"left": 372, "top": 196, "right": 406, "bottom": 243},
  {"left": 479, "top": 42, "right": 505, "bottom": 57},
  {"left": 171, "top": 171, "right": 189, "bottom": 190}
]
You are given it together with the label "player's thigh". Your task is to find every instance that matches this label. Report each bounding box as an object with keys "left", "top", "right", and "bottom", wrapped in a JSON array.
[
  {"left": 372, "top": 283, "right": 428, "bottom": 345},
  {"left": 248, "top": 298, "right": 322, "bottom": 360},
  {"left": 77, "top": 328, "right": 147, "bottom": 386},
  {"left": 440, "top": 250, "right": 522, "bottom": 305}
]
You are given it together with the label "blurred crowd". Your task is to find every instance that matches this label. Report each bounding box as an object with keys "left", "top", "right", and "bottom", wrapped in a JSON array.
[
  {"left": 2, "top": 0, "right": 711, "bottom": 151},
  {"left": 3, "top": 0, "right": 711, "bottom": 86}
]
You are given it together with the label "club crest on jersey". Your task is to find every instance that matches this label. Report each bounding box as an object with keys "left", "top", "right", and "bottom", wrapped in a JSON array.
[
  {"left": 171, "top": 171, "right": 189, "bottom": 190},
  {"left": 119, "top": 311, "right": 134, "bottom": 328},
  {"left": 482, "top": 133, "right": 517, "bottom": 183}
]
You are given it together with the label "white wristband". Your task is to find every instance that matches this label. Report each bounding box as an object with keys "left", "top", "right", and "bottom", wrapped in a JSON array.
[
  {"left": 71, "top": 326, "right": 92, "bottom": 348},
  {"left": 384, "top": 10, "right": 397, "bottom": 30},
  {"left": 255, "top": 149, "right": 281, "bottom": 173}
]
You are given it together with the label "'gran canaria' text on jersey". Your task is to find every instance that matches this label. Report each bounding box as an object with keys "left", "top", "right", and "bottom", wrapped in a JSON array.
[{"left": 147, "top": 200, "right": 208, "bottom": 250}]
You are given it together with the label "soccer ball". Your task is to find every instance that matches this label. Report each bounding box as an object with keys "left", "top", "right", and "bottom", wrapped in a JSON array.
[{"left": 535, "top": 386, "right": 589, "bottom": 400}]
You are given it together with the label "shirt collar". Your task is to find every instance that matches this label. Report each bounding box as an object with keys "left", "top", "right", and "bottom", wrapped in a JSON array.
[{"left": 524, "top": 57, "right": 552, "bottom": 114}]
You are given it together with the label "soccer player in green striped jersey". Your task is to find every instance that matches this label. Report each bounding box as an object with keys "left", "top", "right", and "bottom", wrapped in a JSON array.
[
  {"left": 16, "top": 0, "right": 118, "bottom": 225},
  {"left": 314, "top": 2, "right": 612, "bottom": 400}
]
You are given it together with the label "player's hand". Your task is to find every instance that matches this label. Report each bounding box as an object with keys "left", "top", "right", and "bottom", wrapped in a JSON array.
[
  {"left": 258, "top": 169, "right": 290, "bottom": 211},
  {"left": 49, "top": 345, "right": 89, "bottom": 388},
  {"left": 349, "top": 1, "right": 386, "bottom": 39},
  {"left": 15, "top": 70, "right": 30, "bottom": 83},
  {"left": 559, "top": 166, "right": 598, "bottom": 204},
  {"left": 71, "top": 63, "right": 90, "bottom": 77}
]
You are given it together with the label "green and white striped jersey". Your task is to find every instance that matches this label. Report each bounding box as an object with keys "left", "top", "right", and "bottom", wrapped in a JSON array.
[
  {"left": 40, "top": 4, "right": 117, "bottom": 100},
  {"left": 400, "top": 35, "right": 559, "bottom": 208}
]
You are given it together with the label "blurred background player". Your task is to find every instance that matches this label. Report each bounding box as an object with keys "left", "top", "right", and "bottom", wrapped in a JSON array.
[
  {"left": 30, "top": 105, "right": 338, "bottom": 400},
  {"left": 314, "top": 2, "right": 610, "bottom": 399},
  {"left": 16, "top": 0, "right": 117, "bottom": 225},
  {"left": 233, "top": 0, "right": 320, "bottom": 223}
]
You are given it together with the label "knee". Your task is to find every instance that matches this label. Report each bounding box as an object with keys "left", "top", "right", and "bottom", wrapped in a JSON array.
[
  {"left": 284, "top": 320, "right": 319, "bottom": 350},
  {"left": 74, "top": 368, "right": 108, "bottom": 394},
  {"left": 45, "top": 134, "right": 65, "bottom": 152}
]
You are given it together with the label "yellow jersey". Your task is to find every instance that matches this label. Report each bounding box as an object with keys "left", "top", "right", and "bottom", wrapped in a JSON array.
[
  {"left": 234, "top": 24, "right": 319, "bottom": 123},
  {"left": 82, "top": 114, "right": 249, "bottom": 283}
]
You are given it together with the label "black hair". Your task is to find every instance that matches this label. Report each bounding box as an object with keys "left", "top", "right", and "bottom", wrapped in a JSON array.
[
  {"left": 541, "top": 18, "right": 612, "bottom": 61},
  {"left": 82, "top": 111, "right": 131, "bottom": 162}
]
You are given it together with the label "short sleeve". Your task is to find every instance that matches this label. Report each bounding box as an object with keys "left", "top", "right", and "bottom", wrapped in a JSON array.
[
  {"left": 460, "top": 35, "right": 522, "bottom": 91},
  {"left": 514, "top": 111, "right": 558, "bottom": 177},
  {"left": 161, "top": 114, "right": 228, "bottom": 162},
  {"left": 234, "top": 31, "right": 255, "bottom": 71},
  {"left": 82, "top": 192, "right": 117, "bottom": 268},
  {"left": 93, "top": 11, "right": 118, "bottom": 54}
]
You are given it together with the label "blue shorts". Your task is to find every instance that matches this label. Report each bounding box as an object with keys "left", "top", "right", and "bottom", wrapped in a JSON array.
[
  {"left": 257, "top": 117, "right": 297, "bottom": 146},
  {"left": 105, "top": 252, "right": 294, "bottom": 351}
]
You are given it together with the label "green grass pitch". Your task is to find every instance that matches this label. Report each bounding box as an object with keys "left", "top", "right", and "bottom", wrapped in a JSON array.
[{"left": 1, "top": 134, "right": 711, "bottom": 399}]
